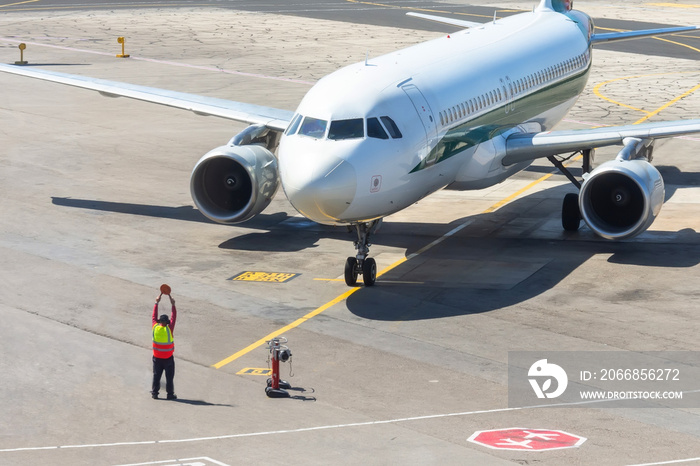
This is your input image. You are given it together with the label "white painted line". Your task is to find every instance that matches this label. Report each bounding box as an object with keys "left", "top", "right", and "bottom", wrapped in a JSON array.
[
  {"left": 0, "top": 396, "right": 669, "bottom": 454},
  {"left": 116, "top": 457, "right": 230, "bottom": 466},
  {"left": 627, "top": 458, "right": 700, "bottom": 466}
]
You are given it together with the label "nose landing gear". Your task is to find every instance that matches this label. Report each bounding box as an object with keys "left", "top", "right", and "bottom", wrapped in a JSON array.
[{"left": 344, "top": 219, "right": 381, "bottom": 287}]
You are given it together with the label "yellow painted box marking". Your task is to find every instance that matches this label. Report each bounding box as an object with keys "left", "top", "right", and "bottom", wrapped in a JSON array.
[
  {"left": 229, "top": 271, "right": 299, "bottom": 283},
  {"left": 237, "top": 367, "right": 272, "bottom": 376}
]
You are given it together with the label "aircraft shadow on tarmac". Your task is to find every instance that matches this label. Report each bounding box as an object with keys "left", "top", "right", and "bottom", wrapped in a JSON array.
[
  {"left": 51, "top": 168, "right": 700, "bottom": 321},
  {"left": 345, "top": 229, "right": 700, "bottom": 321}
]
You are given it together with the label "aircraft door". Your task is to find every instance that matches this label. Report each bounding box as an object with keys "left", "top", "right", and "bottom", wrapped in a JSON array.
[{"left": 402, "top": 84, "right": 439, "bottom": 163}]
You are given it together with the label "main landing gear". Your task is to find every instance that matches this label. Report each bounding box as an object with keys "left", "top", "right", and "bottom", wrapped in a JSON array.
[
  {"left": 344, "top": 219, "right": 382, "bottom": 287},
  {"left": 547, "top": 148, "right": 594, "bottom": 233}
]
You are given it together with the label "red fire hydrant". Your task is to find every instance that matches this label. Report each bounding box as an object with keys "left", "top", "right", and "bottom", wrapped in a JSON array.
[{"left": 266, "top": 337, "right": 292, "bottom": 398}]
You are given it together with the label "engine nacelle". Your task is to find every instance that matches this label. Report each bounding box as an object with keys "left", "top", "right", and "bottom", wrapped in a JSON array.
[
  {"left": 579, "top": 158, "right": 664, "bottom": 240},
  {"left": 190, "top": 144, "right": 279, "bottom": 224}
]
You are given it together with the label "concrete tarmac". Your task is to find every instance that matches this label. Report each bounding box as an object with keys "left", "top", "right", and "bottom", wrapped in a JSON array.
[{"left": 1, "top": 3, "right": 700, "bottom": 465}]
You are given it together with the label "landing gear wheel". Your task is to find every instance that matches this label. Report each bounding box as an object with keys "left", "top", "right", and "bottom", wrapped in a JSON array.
[
  {"left": 362, "top": 257, "right": 377, "bottom": 287},
  {"left": 562, "top": 192, "right": 581, "bottom": 231},
  {"left": 344, "top": 257, "right": 358, "bottom": 286}
]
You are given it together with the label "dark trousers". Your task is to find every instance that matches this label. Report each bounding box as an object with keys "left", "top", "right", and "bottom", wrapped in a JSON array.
[{"left": 152, "top": 355, "right": 175, "bottom": 396}]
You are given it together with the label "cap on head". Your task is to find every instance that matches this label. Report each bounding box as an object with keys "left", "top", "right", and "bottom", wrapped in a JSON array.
[{"left": 158, "top": 314, "right": 170, "bottom": 325}]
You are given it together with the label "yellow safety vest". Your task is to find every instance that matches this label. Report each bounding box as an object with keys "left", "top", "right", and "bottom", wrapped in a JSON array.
[{"left": 152, "top": 324, "right": 174, "bottom": 358}]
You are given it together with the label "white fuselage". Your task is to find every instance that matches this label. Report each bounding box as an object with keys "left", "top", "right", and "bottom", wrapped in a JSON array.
[{"left": 278, "top": 7, "right": 593, "bottom": 225}]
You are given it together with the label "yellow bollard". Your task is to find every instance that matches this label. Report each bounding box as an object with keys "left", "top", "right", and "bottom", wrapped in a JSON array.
[
  {"left": 116, "top": 37, "right": 130, "bottom": 58},
  {"left": 15, "top": 43, "right": 28, "bottom": 65}
]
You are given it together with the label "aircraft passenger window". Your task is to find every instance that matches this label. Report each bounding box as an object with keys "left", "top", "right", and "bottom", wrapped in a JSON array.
[
  {"left": 367, "top": 117, "right": 389, "bottom": 139},
  {"left": 285, "top": 113, "right": 303, "bottom": 136},
  {"left": 328, "top": 118, "right": 364, "bottom": 140},
  {"left": 381, "top": 116, "right": 403, "bottom": 139},
  {"left": 299, "top": 116, "right": 328, "bottom": 139},
  {"left": 461, "top": 103, "right": 467, "bottom": 115},
  {"left": 439, "top": 112, "right": 445, "bottom": 126}
]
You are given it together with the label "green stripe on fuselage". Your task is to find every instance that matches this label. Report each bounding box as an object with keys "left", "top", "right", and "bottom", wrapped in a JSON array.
[{"left": 409, "top": 65, "right": 591, "bottom": 174}]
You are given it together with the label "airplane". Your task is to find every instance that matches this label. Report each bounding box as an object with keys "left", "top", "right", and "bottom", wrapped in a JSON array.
[{"left": 2, "top": 0, "right": 700, "bottom": 287}]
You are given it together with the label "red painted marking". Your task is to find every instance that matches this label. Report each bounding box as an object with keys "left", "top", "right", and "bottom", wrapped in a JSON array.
[{"left": 468, "top": 428, "right": 586, "bottom": 451}]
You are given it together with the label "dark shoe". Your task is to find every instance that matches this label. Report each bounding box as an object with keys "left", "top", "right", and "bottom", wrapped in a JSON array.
[
  {"left": 152, "top": 393, "right": 158, "bottom": 399},
  {"left": 167, "top": 394, "right": 177, "bottom": 400}
]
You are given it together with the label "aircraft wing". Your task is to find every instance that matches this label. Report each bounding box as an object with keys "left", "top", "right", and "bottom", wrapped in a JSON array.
[
  {"left": 0, "top": 63, "right": 294, "bottom": 132},
  {"left": 406, "top": 12, "right": 481, "bottom": 29},
  {"left": 591, "top": 25, "right": 700, "bottom": 43},
  {"left": 502, "top": 119, "right": 700, "bottom": 165}
]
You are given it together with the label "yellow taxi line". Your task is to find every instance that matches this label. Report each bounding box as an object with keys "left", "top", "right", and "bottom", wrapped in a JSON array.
[{"left": 0, "top": 0, "right": 40, "bottom": 8}]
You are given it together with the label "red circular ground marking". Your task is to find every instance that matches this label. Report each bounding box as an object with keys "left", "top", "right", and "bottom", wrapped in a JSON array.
[{"left": 468, "top": 428, "right": 586, "bottom": 451}]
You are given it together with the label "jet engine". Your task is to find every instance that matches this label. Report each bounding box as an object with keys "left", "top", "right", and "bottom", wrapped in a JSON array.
[
  {"left": 579, "top": 157, "right": 664, "bottom": 240},
  {"left": 190, "top": 143, "right": 279, "bottom": 224}
]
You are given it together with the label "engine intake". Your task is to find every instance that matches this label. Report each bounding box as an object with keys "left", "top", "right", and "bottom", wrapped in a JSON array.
[
  {"left": 579, "top": 158, "right": 664, "bottom": 240},
  {"left": 190, "top": 144, "right": 279, "bottom": 224}
]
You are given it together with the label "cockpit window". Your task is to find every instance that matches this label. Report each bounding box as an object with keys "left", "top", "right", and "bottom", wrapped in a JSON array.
[
  {"left": 367, "top": 117, "right": 388, "bottom": 140},
  {"left": 285, "top": 113, "right": 303, "bottom": 136},
  {"left": 328, "top": 118, "right": 364, "bottom": 140},
  {"left": 380, "top": 116, "right": 402, "bottom": 139},
  {"left": 298, "top": 117, "right": 328, "bottom": 139}
]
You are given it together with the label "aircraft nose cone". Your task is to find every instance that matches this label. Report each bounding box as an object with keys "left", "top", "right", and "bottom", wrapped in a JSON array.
[{"left": 282, "top": 156, "right": 357, "bottom": 223}]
